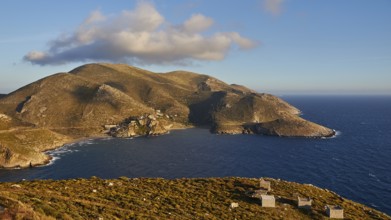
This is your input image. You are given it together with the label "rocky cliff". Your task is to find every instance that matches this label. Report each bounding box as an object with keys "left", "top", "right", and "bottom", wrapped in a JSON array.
[{"left": 0, "top": 63, "right": 334, "bottom": 168}]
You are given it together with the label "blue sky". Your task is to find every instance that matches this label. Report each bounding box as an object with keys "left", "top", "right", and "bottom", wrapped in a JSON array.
[{"left": 1, "top": 0, "right": 390, "bottom": 95}]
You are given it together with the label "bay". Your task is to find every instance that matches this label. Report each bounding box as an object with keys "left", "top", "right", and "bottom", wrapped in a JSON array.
[{"left": 0, "top": 96, "right": 390, "bottom": 214}]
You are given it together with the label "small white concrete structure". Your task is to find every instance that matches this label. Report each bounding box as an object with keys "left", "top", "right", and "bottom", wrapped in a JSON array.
[
  {"left": 261, "top": 195, "right": 275, "bottom": 207},
  {"left": 259, "top": 178, "right": 271, "bottom": 191},
  {"left": 326, "top": 205, "right": 344, "bottom": 219},
  {"left": 298, "top": 197, "right": 312, "bottom": 209},
  {"left": 230, "top": 202, "right": 239, "bottom": 208}
]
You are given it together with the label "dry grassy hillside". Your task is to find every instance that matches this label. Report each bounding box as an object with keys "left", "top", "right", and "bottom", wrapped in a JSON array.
[{"left": 0, "top": 177, "right": 389, "bottom": 219}]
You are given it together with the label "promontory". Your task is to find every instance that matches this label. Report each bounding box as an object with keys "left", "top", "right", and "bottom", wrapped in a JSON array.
[{"left": 0, "top": 63, "right": 334, "bottom": 168}]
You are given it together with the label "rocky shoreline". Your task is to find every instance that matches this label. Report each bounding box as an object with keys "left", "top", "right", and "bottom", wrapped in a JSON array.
[{"left": 0, "top": 118, "right": 335, "bottom": 169}]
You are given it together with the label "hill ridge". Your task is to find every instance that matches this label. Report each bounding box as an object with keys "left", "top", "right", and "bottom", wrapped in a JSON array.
[{"left": 0, "top": 63, "right": 334, "bottom": 168}]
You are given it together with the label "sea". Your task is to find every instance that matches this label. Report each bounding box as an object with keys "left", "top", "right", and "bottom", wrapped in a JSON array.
[{"left": 0, "top": 96, "right": 390, "bottom": 214}]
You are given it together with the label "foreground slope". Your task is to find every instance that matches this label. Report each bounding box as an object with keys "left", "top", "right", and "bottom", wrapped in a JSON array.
[
  {"left": 0, "top": 177, "right": 389, "bottom": 219},
  {"left": 0, "top": 63, "right": 334, "bottom": 168}
]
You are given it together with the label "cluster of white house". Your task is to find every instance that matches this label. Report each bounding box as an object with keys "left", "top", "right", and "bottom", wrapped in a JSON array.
[{"left": 253, "top": 178, "right": 344, "bottom": 219}]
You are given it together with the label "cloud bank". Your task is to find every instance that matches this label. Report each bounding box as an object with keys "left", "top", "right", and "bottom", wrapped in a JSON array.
[
  {"left": 24, "top": 2, "right": 257, "bottom": 66},
  {"left": 263, "top": 0, "right": 284, "bottom": 16}
]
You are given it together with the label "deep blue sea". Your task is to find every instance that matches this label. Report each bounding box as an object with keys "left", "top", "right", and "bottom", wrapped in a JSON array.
[{"left": 0, "top": 96, "right": 390, "bottom": 214}]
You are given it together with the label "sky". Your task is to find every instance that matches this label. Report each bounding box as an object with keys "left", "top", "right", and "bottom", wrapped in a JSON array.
[{"left": 0, "top": 0, "right": 390, "bottom": 95}]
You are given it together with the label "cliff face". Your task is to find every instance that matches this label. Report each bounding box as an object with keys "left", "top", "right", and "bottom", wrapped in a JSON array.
[
  {"left": 0, "top": 128, "right": 70, "bottom": 168},
  {"left": 0, "top": 63, "right": 334, "bottom": 168}
]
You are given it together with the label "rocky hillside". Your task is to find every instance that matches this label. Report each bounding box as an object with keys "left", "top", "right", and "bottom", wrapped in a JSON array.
[
  {"left": 0, "top": 63, "right": 334, "bottom": 168},
  {"left": 0, "top": 177, "right": 389, "bottom": 219}
]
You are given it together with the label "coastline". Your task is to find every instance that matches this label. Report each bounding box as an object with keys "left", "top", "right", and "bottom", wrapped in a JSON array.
[
  {"left": 1, "top": 123, "right": 336, "bottom": 169},
  {"left": 1, "top": 125, "right": 191, "bottom": 170},
  {"left": 39, "top": 125, "right": 194, "bottom": 168},
  {"left": 38, "top": 134, "right": 110, "bottom": 168}
]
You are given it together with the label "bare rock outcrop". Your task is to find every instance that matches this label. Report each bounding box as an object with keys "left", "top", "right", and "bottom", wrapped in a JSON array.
[{"left": 108, "top": 112, "right": 172, "bottom": 138}]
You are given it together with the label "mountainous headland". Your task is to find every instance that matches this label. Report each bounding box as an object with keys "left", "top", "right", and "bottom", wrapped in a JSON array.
[{"left": 0, "top": 63, "right": 335, "bottom": 168}]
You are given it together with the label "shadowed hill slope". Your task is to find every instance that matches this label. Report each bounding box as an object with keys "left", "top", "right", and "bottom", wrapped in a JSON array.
[{"left": 0, "top": 63, "right": 334, "bottom": 168}]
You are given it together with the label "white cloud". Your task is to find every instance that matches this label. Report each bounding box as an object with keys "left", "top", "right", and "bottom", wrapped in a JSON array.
[
  {"left": 24, "top": 2, "right": 257, "bottom": 66},
  {"left": 24, "top": 51, "right": 49, "bottom": 61},
  {"left": 229, "top": 32, "right": 258, "bottom": 49},
  {"left": 182, "top": 14, "right": 214, "bottom": 33},
  {"left": 263, "top": 0, "right": 284, "bottom": 16}
]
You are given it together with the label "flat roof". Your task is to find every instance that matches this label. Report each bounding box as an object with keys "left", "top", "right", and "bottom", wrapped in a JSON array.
[
  {"left": 327, "top": 205, "right": 343, "bottom": 210},
  {"left": 261, "top": 195, "right": 275, "bottom": 200},
  {"left": 298, "top": 197, "right": 312, "bottom": 201}
]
